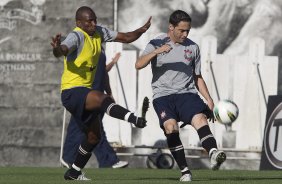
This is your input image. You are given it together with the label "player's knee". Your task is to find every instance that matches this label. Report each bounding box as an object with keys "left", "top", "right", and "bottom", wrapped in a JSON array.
[
  {"left": 163, "top": 120, "right": 178, "bottom": 134},
  {"left": 163, "top": 124, "right": 179, "bottom": 134},
  {"left": 164, "top": 128, "right": 179, "bottom": 134},
  {"left": 191, "top": 113, "right": 208, "bottom": 129},
  {"left": 87, "top": 132, "right": 101, "bottom": 145},
  {"left": 85, "top": 91, "right": 107, "bottom": 110}
]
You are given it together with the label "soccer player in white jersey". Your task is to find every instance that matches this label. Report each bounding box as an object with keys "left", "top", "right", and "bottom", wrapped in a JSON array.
[{"left": 136, "top": 10, "right": 226, "bottom": 182}]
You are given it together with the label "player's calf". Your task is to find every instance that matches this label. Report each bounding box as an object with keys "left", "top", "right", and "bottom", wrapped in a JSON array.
[{"left": 101, "top": 97, "right": 147, "bottom": 128}]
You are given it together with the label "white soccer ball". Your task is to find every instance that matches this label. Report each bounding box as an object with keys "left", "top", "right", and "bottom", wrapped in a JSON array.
[{"left": 213, "top": 100, "right": 239, "bottom": 125}]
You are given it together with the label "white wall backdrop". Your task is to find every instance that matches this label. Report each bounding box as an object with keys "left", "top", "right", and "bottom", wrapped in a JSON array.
[{"left": 104, "top": 0, "right": 282, "bottom": 150}]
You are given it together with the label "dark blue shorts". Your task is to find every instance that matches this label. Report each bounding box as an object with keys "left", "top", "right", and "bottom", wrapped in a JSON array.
[
  {"left": 152, "top": 93, "right": 209, "bottom": 128},
  {"left": 61, "top": 87, "right": 100, "bottom": 128}
]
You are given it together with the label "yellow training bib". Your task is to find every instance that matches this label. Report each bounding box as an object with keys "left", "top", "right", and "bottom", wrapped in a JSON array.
[{"left": 61, "top": 27, "right": 102, "bottom": 91}]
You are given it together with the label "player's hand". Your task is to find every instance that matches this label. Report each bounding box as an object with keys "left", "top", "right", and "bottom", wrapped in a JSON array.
[
  {"left": 205, "top": 99, "right": 215, "bottom": 122},
  {"left": 50, "top": 33, "right": 62, "bottom": 48},
  {"left": 206, "top": 108, "right": 215, "bottom": 123},
  {"left": 134, "top": 117, "right": 147, "bottom": 128},
  {"left": 154, "top": 44, "right": 172, "bottom": 55}
]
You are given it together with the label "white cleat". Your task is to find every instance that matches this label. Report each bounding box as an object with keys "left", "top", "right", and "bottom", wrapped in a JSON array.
[
  {"left": 210, "top": 150, "right": 226, "bottom": 170},
  {"left": 179, "top": 174, "right": 192, "bottom": 182},
  {"left": 64, "top": 169, "right": 91, "bottom": 181},
  {"left": 112, "top": 161, "right": 129, "bottom": 169},
  {"left": 76, "top": 173, "right": 91, "bottom": 181}
]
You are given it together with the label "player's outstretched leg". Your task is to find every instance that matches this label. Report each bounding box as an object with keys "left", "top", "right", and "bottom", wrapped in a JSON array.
[
  {"left": 86, "top": 92, "right": 147, "bottom": 128},
  {"left": 101, "top": 96, "right": 147, "bottom": 128},
  {"left": 196, "top": 123, "right": 226, "bottom": 170}
]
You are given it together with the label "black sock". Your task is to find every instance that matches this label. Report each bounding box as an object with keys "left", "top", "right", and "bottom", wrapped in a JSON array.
[
  {"left": 128, "top": 113, "right": 137, "bottom": 123},
  {"left": 166, "top": 132, "right": 190, "bottom": 175},
  {"left": 197, "top": 125, "right": 217, "bottom": 156},
  {"left": 73, "top": 139, "right": 96, "bottom": 170},
  {"left": 101, "top": 97, "right": 137, "bottom": 123}
]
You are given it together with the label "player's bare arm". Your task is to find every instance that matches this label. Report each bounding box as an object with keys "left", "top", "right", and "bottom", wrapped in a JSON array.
[
  {"left": 194, "top": 74, "right": 214, "bottom": 110},
  {"left": 51, "top": 33, "right": 69, "bottom": 57},
  {"left": 106, "top": 52, "right": 121, "bottom": 72},
  {"left": 114, "top": 17, "right": 152, "bottom": 43},
  {"left": 135, "top": 44, "right": 171, "bottom": 70}
]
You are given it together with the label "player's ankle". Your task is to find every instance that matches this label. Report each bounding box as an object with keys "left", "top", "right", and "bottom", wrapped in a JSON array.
[
  {"left": 181, "top": 167, "right": 191, "bottom": 176},
  {"left": 127, "top": 113, "right": 137, "bottom": 123}
]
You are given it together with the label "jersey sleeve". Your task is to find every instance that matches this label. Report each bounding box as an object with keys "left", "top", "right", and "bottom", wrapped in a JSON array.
[
  {"left": 61, "top": 31, "right": 83, "bottom": 54},
  {"left": 141, "top": 41, "right": 156, "bottom": 56},
  {"left": 194, "top": 44, "right": 201, "bottom": 75},
  {"left": 141, "top": 35, "right": 167, "bottom": 56},
  {"left": 96, "top": 25, "right": 118, "bottom": 42}
]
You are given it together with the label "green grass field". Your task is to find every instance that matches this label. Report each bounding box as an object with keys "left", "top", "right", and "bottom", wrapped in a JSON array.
[{"left": 0, "top": 167, "right": 282, "bottom": 184}]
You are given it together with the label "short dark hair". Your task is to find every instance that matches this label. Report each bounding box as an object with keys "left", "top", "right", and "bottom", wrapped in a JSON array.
[
  {"left": 169, "top": 10, "right": 191, "bottom": 27},
  {"left": 75, "top": 6, "right": 95, "bottom": 21}
]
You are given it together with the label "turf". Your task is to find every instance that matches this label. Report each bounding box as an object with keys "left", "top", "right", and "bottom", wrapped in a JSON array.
[{"left": 0, "top": 167, "right": 282, "bottom": 183}]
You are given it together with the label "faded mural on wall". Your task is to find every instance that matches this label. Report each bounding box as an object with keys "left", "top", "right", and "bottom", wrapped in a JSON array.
[
  {"left": 0, "top": 0, "right": 44, "bottom": 77},
  {"left": 0, "top": 0, "right": 114, "bottom": 166},
  {"left": 118, "top": 0, "right": 282, "bottom": 92}
]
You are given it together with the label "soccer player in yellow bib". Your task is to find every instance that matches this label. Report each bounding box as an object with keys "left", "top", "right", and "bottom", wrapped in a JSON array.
[{"left": 51, "top": 6, "right": 151, "bottom": 180}]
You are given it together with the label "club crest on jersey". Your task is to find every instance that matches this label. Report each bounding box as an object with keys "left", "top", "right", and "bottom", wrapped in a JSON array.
[
  {"left": 160, "top": 111, "right": 166, "bottom": 119},
  {"left": 184, "top": 49, "right": 192, "bottom": 62}
]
